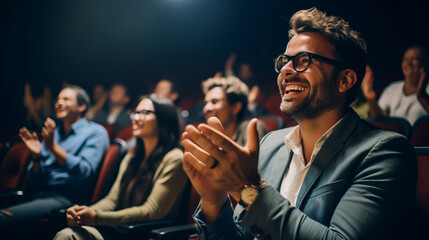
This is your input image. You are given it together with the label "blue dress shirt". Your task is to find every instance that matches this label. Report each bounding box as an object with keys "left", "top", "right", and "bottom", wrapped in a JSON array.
[{"left": 27, "top": 118, "right": 109, "bottom": 203}]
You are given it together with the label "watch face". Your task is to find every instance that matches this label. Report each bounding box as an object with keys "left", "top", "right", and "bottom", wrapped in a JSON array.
[{"left": 241, "top": 186, "right": 259, "bottom": 205}]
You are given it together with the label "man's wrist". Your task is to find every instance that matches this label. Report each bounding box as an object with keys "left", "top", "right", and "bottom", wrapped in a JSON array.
[
  {"left": 239, "top": 179, "right": 268, "bottom": 208},
  {"left": 200, "top": 194, "right": 228, "bottom": 223}
]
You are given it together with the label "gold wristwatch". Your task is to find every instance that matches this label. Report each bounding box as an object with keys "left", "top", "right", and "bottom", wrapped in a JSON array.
[{"left": 239, "top": 179, "right": 268, "bottom": 208}]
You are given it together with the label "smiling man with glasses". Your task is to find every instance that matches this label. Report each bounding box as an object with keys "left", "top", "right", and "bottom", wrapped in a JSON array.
[
  {"left": 181, "top": 7, "right": 417, "bottom": 240},
  {"left": 274, "top": 51, "right": 344, "bottom": 73}
]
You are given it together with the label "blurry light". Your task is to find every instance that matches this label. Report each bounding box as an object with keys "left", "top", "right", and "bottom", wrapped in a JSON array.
[{"left": 181, "top": 110, "right": 189, "bottom": 118}]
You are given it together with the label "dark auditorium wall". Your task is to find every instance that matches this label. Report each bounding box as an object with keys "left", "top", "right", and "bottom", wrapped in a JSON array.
[{"left": 1, "top": 0, "right": 427, "bottom": 141}]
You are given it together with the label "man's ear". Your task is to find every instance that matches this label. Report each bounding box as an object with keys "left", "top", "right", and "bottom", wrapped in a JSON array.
[
  {"left": 78, "top": 104, "right": 87, "bottom": 114},
  {"left": 232, "top": 102, "right": 243, "bottom": 116},
  {"left": 123, "top": 96, "right": 131, "bottom": 104},
  {"left": 170, "top": 92, "right": 179, "bottom": 102},
  {"left": 338, "top": 69, "right": 357, "bottom": 93}
]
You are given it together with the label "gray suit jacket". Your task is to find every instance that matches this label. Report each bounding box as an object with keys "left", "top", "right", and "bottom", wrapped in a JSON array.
[{"left": 194, "top": 108, "right": 417, "bottom": 240}]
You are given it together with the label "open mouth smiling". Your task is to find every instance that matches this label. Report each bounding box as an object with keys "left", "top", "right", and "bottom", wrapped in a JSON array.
[{"left": 284, "top": 85, "right": 308, "bottom": 94}]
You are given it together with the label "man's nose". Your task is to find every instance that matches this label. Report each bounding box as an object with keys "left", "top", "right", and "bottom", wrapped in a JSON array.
[
  {"left": 281, "top": 60, "right": 296, "bottom": 74},
  {"left": 203, "top": 103, "right": 213, "bottom": 113}
]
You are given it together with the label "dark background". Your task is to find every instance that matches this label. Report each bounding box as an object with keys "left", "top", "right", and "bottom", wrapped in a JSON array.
[{"left": 1, "top": 0, "right": 428, "bottom": 139}]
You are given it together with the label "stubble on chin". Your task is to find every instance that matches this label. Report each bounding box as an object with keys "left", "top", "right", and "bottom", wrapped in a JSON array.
[{"left": 279, "top": 90, "right": 337, "bottom": 121}]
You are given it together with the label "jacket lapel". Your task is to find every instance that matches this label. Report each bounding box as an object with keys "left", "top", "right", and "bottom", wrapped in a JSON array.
[
  {"left": 266, "top": 145, "right": 291, "bottom": 191},
  {"left": 295, "top": 108, "right": 360, "bottom": 208}
]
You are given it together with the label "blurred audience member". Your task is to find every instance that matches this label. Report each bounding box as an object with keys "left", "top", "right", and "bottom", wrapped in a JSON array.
[
  {"left": 154, "top": 79, "right": 187, "bottom": 130},
  {"left": 0, "top": 85, "right": 109, "bottom": 239},
  {"left": 224, "top": 53, "right": 267, "bottom": 117},
  {"left": 362, "top": 45, "right": 429, "bottom": 124},
  {"left": 54, "top": 94, "right": 188, "bottom": 240},
  {"left": 350, "top": 65, "right": 372, "bottom": 119},
  {"left": 202, "top": 76, "right": 267, "bottom": 146},
  {"left": 86, "top": 84, "right": 108, "bottom": 121},
  {"left": 93, "top": 83, "right": 132, "bottom": 136},
  {"left": 22, "top": 83, "right": 54, "bottom": 131}
]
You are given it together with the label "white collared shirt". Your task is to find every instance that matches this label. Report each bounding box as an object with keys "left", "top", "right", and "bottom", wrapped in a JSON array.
[{"left": 279, "top": 119, "right": 342, "bottom": 206}]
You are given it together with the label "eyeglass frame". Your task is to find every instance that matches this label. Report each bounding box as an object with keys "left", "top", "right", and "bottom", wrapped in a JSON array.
[
  {"left": 129, "top": 109, "right": 155, "bottom": 120},
  {"left": 274, "top": 51, "right": 344, "bottom": 73}
]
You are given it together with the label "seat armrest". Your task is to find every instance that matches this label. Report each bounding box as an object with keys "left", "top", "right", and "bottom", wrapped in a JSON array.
[
  {"left": 148, "top": 223, "right": 197, "bottom": 240},
  {"left": 0, "top": 190, "right": 24, "bottom": 208},
  {"left": 0, "top": 190, "right": 24, "bottom": 196},
  {"left": 115, "top": 219, "right": 177, "bottom": 238}
]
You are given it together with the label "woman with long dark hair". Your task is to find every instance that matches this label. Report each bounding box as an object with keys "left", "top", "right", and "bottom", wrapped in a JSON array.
[{"left": 54, "top": 94, "right": 188, "bottom": 239}]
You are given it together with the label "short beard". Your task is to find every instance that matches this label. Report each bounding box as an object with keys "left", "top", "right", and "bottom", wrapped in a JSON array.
[{"left": 280, "top": 84, "right": 339, "bottom": 121}]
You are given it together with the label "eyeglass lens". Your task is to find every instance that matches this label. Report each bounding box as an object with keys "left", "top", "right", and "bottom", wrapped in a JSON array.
[
  {"left": 275, "top": 52, "right": 311, "bottom": 73},
  {"left": 130, "top": 110, "right": 153, "bottom": 120}
]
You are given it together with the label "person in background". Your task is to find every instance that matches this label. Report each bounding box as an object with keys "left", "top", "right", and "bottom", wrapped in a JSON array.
[
  {"left": 54, "top": 94, "right": 188, "bottom": 240},
  {"left": 1, "top": 84, "right": 109, "bottom": 239},
  {"left": 202, "top": 76, "right": 267, "bottom": 146},
  {"left": 22, "top": 83, "right": 54, "bottom": 131},
  {"left": 362, "top": 45, "right": 429, "bottom": 125},
  {"left": 224, "top": 53, "right": 267, "bottom": 117},
  {"left": 153, "top": 79, "right": 187, "bottom": 130},
  {"left": 350, "top": 64, "right": 373, "bottom": 119},
  {"left": 86, "top": 84, "right": 108, "bottom": 121},
  {"left": 92, "top": 83, "right": 132, "bottom": 137},
  {"left": 181, "top": 7, "right": 416, "bottom": 240}
]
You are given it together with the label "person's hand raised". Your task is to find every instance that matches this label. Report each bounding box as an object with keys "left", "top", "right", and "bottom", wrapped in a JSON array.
[
  {"left": 182, "top": 117, "right": 228, "bottom": 215},
  {"left": 417, "top": 67, "right": 428, "bottom": 98},
  {"left": 41, "top": 118, "right": 56, "bottom": 151},
  {"left": 361, "top": 65, "right": 376, "bottom": 101},
  {"left": 18, "top": 127, "right": 41, "bottom": 159}
]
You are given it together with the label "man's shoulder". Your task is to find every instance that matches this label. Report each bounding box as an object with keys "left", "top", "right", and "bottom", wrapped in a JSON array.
[
  {"left": 80, "top": 119, "right": 109, "bottom": 137},
  {"left": 259, "top": 127, "right": 293, "bottom": 148}
]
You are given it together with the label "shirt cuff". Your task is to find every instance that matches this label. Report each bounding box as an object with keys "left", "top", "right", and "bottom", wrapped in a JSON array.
[{"left": 193, "top": 198, "right": 236, "bottom": 239}]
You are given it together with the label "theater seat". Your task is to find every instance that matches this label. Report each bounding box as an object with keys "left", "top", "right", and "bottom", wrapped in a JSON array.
[
  {"left": 91, "top": 138, "right": 127, "bottom": 203},
  {"left": 0, "top": 142, "right": 32, "bottom": 190},
  {"left": 101, "top": 124, "right": 116, "bottom": 141},
  {"left": 391, "top": 147, "right": 429, "bottom": 240},
  {"left": 411, "top": 115, "right": 429, "bottom": 146},
  {"left": 415, "top": 147, "right": 429, "bottom": 228},
  {"left": 366, "top": 116, "right": 412, "bottom": 139},
  {"left": 116, "top": 124, "right": 133, "bottom": 141}
]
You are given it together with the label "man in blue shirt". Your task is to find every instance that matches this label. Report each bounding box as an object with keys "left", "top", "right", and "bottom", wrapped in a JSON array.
[{"left": 0, "top": 84, "right": 109, "bottom": 239}]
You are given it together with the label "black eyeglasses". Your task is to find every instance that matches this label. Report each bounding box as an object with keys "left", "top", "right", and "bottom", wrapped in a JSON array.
[
  {"left": 129, "top": 109, "right": 155, "bottom": 120},
  {"left": 274, "top": 51, "right": 343, "bottom": 73}
]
